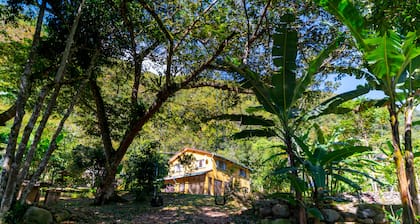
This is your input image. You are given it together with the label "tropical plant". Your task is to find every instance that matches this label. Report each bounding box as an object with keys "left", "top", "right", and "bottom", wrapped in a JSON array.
[
  {"left": 221, "top": 14, "right": 370, "bottom": 223},
  {"left": 293, "top": 125, "right": 381, "bottom": 208},
  {"left": 314, "top": 0, "right": 420, "bottom": 222}
]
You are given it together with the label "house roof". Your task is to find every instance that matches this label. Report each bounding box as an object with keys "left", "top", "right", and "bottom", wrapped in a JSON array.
[
  {"left": 163, "top": 169, "right": 211, "bottom": 180},
  {"left": 168, "top": 148, "right": 252, "bottom": 171}
]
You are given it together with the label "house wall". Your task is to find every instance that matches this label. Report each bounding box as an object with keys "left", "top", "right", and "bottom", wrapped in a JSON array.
[
  {"left": 165, "top": 150, "right": 251, "bottom": 195},
  {"left": 168, "top": 152, "right": 212, "bottom": 176},
  {"left": 209, "top": 157, "right": 251, "bottom": 194}
]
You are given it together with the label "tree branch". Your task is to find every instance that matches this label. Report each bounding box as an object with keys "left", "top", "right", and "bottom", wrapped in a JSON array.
[
  {"left": 114, "top": 32, "right": 237, "bottom": 167},
  {"left": 0, "top": 105, "right": 16, "bottom": 126},
  {"left": 139, "top": 0, "right": 174, "bottom": 87},
  {"left": 173, "top": 0, "right": 219, "bottom": 51},
  {"left": 89, "top": 77, "right": 115, "bottom": 163},
  {"left": 185, "top": 81, "right": 253, "bottom": 94}
]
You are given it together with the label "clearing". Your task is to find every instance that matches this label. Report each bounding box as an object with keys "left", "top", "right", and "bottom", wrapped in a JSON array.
[{"left": 50, "top": 192, "right": 256, "bottom": 224}]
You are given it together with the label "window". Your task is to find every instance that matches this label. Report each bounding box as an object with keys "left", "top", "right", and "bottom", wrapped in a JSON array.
[
  {"left": 174, "top": 164, "right": 182, "bottom": 173},
  {"left": 195, "top": 159, "right": 205, "bottom": 169},
  {"left": 216, "top": 160, "right": 226, "bottom": 170},
  {"left": 239, "top": 169, "right": 246, "bottom": 178}
]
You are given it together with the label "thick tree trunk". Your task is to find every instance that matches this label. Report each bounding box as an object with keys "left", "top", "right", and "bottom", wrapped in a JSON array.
[
  {"left": 94, "top": 164, "right": 118, "bottom": 205},
  {"left": 404, "top": 95, "right": 420, "bottom": 216},
  {"left": 388, "top": 104, "right": 416, "bottom": 224},
  {"left": 0, "top": 0, "right": 46, "bottom": 213}
]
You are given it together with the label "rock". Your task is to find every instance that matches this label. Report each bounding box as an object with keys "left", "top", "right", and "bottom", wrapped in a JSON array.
[
  {"left": 259, "top": 218, "right": 291, "bottom": 224},
  {"left": 333, "top": 222, "right": 357, "bottom": 224},
  {"left": 335, "top": 202, "right": 357, "bottom": 214},
  {"left": 321, "top": 208, "right": 341, "bottom": 223},
  {"left": 359, "top": 208, "right": 376, "bottom": 218},
  {"left": 373, "top": 212, "right": 387, "bottom": 224},
  {"left": 51, "top": 209, "right": 71, "bottom": 223},
  {"left": 272, "top": 204, "right": 289, "bottom": 218},
  {"left": 259, "top": 206, "right": 273, "bottom": 217},
  {"left": 357, "top": 218, "right": 374, "bottom": 224},
  {"left": 271, "top": 218, "right": 292, "bottom": 224},
  {"left": 22, "top": 206, "right": 53, "bottom": 224},
  {"left": 341, "top": 212, "right": 357, "bottom": 221}
]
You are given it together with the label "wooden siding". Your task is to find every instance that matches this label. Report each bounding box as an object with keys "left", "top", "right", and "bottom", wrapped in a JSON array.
[{"left": 164, "top": 148, "right": 251, "bottom": 195}]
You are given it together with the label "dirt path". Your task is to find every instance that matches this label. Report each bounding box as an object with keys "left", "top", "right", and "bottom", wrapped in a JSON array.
[{"left": 53, "top": 193, "right": 255, "bottom": 224}]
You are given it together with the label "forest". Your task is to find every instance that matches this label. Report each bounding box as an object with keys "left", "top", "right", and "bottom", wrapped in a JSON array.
[{"left": 0, "top": 0, "right": 419, "bottom": 223}]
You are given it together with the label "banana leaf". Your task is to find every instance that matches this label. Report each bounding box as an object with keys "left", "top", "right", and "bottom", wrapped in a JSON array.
[
  {"left": 232, "top": 128, "right": 277, "bottom": 139},
  {"left": 333, "top": 167, "right": 386, "bottom": 186},
  {"left": 303, "top": 85, "right": 370, "bottom": 121},
  {"left": 320, "top": 146, "right": 370, "bottom": 166},
  {"left": 314, "top": 0, "right": 367, "bottom": 49},
  {"left": 271, "top": 17, "right": 298, "bottom": 112},
  {"left": 307, "top": 207, "right": 325, "bottom": 220},
  {"left": 331, "top": 173, "right": 362, "bottom": 191},
  {"left": 211, "top": 114, "right": 275, "bottom": 126},
  {"left": 262, "top": 151, "right": 288, "bottom": 164},
  {"left": 365, "top": 31, "right": 404, "bottom": 79}
]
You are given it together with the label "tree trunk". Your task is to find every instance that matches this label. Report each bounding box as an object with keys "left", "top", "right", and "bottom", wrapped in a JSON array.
[
  {"left": 388, "top": 104, "right": 416, "bottom": 223},
  {"left": 404, "top": 95, "right": 420, "bottom": 216},
  {"left": 94, "top": 164, "right": 118, "bottom": 205},
  {"left": 0, "top": 104, "right": 16, "bottom": 126},
  {"left": 20, "top": 81, "right": 85, "bottom": 202},
  {"left": 0, "top": 0, "right": 46, "bottom": 213},
  {"left": 1, "top": 86, "right": 50, "bottom": 208}
]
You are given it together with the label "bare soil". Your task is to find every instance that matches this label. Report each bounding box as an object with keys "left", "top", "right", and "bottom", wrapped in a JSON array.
[{"left": 50, "top": 192, "right": 256, "bottom": 224}]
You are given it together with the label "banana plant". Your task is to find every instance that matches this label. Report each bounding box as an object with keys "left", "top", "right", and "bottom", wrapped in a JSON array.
[
  {"left": 283, "top": 125, "right": 380, "bottom": 219},
  {"left": 220, "top": 14, "right": 370, "bottom": 223},
  {"left": 314, "top": 0, "right": 420, "bottom": 223}
]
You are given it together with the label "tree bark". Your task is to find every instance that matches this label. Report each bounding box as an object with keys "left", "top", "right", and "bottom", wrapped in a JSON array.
[
  {"left": 388, "top": 103, "right": 416, "bottom": 224},
  {"left": 404, "top": 95, "right": 420, "bottom": 216},
  {"left": 1, "top": 86, "right": 50, "bottom": 208},
  {"left": 0, "top": 0, "right": 46, "bottom": 213},
  {"left": 0, "top": 104, "right": 16, "bottom": 126},
  {"left": 20, "top": 81, "right": 86, "bottom": 203}
]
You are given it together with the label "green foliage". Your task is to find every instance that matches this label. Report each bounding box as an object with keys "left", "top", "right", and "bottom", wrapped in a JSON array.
[
  {"left": 2, "top": 202, "right": 30, "bottom": 224},
  {"left": 123, "top": 141, "right": 168, "bottom": 201},
  {"left": 68, "top": 144, "right": 106, "bottom": 187},
  {"left": 290, "top": 126, "right": 376, "bottom": 202},
  {"left": 385, "top": 207, "right": 403, "bottom": 224}
]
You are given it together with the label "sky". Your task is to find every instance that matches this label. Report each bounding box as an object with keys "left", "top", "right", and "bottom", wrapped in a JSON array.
[{"left": 334, "top": 76, "right": 385, "bottom": 99}]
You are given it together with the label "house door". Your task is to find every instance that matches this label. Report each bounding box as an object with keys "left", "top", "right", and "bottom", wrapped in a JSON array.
[
  {"left": 214, "top": 180, "right": 223, "bottom": 195},
  {"left": 188, "top": 176, "right": 204, "bottom": 194},
  {"left": 207, "top": 177, "right": 212, "bottom": 195},
  {"left": 179, "top": 183, "right": 185, "bottom": 193}
]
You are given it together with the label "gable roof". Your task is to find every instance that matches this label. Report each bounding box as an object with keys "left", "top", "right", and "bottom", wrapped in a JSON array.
[{"left": 168, "top": 148, "right": 252, "bottom": 171}]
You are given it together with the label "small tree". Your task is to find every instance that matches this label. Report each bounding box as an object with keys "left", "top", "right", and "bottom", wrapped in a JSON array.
[
  {"left": 68, "top": 145, "right": 106, "bottom": 187},
  {"left": 123, "top": 142, "right": 168, "bottom": 201}
]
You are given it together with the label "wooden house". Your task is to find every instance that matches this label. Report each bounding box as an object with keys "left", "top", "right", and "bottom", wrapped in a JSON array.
[{"left": 163, "top": 148, "right": 251, "bottom": 195}]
